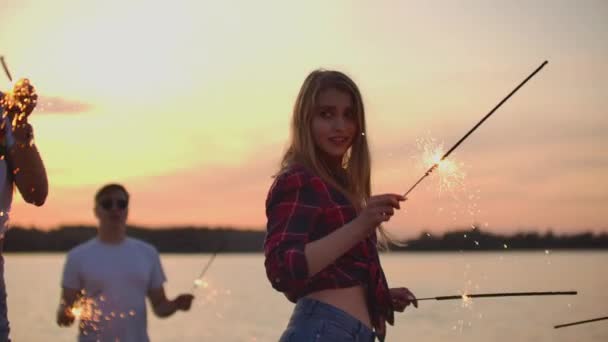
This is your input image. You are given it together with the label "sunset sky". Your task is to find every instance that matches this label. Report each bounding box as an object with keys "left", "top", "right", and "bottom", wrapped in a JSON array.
[{"left": 2, "top": 0, "right": 606, "bottom": 237}]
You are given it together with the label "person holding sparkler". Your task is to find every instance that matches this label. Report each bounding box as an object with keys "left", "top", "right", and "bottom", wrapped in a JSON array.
[
  {"left": 56, "top": 184, "right": 194, "bottom": 342},
  {"left": 0, "top": 77, "right": 48, "bottom": 342},
  {"left": 264, "top": 70, "right": 417, "bottom": 342}
]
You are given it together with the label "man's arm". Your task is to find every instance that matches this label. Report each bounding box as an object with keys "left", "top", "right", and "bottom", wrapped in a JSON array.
[
  {"left": 56, "top": 287, "right": 80, "bottom": 327},
  {"left": 147, "top": 287, "right": 194, "bottom": 318}
]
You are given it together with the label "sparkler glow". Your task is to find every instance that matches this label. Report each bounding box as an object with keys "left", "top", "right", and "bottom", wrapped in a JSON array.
[
  {"left": 192, "top": 252, "right": 219, "bottom": 292},
  {"left": 415, "top": 136, "right": 466, "bottom": 196},
  {"left": 193, "top": 278, "right": 210, "bottom": 290},
  {"left": 65, "top": 289, "right": 138, "bottom": 339},
  {"left": 0, "top": 78, "right": 38, "bottom": 125},
  {"left": 460, "top": 294, "right": 473, "bottom": 309},
  {"left": 66, "top": 290, "right": 102, "bottom": 334},
  {"left": 404, "top": 61, "right": 548, "bottom": 197},
  {"left": 69, "top": 306, "right": 82, "bottom": 318},
  {"left": 0, "top": 56, "right": 38, "bottom": 138}
]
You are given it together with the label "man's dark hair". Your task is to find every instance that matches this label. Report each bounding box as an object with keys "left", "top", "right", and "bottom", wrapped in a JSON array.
[{"left": 94, "top": 183, "right": 130, "bottom": 203}]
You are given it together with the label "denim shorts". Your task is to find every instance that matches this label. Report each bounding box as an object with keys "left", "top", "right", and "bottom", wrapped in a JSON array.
[{"left": 279, "top": 297, "right": 376, "bottom": 342}]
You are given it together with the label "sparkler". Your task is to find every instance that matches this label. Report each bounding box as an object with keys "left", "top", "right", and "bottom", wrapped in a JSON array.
[
  {"left": 414, "top": 136, "right": 466, "bottom": 196},
  {"left": 0, "top": 56, "right": 11, "bottom": 82},
  {"left": 417, "top": 290, "right": 576, "bottom": 301},
  {"left": 191, "top": 239, "right": 225, "bottom": 292},
  {"left": 554, "top": 316, "right": 608, "bottom": 329},
  {"left": 64, "top": 290, "right": 103, "bottom": 334},
  {"left": 66, "top": 290, "right": 137, "bottom": 337},
  {"left": 404, "top": 61, "right": 548, "bottom": 197}
]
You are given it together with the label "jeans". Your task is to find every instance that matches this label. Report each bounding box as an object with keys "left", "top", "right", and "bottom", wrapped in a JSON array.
[{"left": 279, "top": 297, "right": 375, "bottom": 342}]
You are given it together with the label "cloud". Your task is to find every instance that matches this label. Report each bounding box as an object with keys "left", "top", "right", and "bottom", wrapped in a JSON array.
[
  {"left": 125, "top": 151, "right": 279, "bottom": 229},
  {"left": 35, "top": 96, "right": 92, "bottom": 114}
]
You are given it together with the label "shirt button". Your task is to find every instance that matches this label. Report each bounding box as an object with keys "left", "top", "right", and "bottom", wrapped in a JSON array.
[{"left": 275, "top": 278, "right": 281, "bottom": 283}]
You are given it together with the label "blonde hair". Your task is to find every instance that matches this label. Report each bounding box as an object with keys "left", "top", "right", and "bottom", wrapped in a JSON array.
[{"left": 279, "top": 69, "right": 394, "bottom": 248}]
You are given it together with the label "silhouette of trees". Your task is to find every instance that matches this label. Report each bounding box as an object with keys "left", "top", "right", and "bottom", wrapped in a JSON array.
[
  {"left": 398, "top": 228, "right": 608, "bottom": 251},
  {"left": 3, "top": 225, "right": 607, "bottom": 252}
]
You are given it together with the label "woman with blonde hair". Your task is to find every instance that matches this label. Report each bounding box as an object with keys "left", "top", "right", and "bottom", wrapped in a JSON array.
[{"left": 264, "top": 69, "right": 417, "bottom": 341}]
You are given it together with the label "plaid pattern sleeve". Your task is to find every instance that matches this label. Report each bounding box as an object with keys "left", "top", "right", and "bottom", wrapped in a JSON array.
[{"left": 264, "top": 168, "right": 322, "bottom": 298}]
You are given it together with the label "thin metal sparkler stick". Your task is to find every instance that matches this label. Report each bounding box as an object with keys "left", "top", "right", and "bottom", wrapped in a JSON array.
[
  {"left": 0, "top": 56, "right": 13, "bottom": 82},
  {"left": 190, "top": 239, "right": 225, "bottom": 292},
  {"left": 554, "top": 316, "right": 608, "bottom": 329},
  {"left": 404, "top": 60, "right": 549, "bottom": 197},
  {"left": 417, "top": 290, "right": 576, "bottom": 301}
]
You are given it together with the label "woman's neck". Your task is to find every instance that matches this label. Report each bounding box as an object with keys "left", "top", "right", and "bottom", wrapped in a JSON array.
[{"left": 318, "top": 153, "right": 344, "bottom": 173}]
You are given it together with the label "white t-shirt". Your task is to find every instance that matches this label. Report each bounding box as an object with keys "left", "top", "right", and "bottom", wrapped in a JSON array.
[{"left": 62, "top": 237, "right": 167, "bottom": 342}]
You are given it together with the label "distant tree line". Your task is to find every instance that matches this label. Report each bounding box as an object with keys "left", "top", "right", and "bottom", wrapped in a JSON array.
[
  {"left": 392, "top": 228, "right": 608, "bottom": 251},
  {"left": 3, "top": 225, "right": 607, "bottom": 253},
  {"left": 4, "top": 226, "right": 264, "bottom": 253}
]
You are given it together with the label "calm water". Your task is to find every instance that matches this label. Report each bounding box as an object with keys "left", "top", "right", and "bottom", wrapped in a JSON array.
[{"left": 4, "top": 251, "right": 608, "bottom": 341}]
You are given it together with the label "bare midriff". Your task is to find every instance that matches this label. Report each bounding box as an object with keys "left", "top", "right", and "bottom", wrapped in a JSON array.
[{"left": 305, "top": 285, "right": 371, "bottom": 328}]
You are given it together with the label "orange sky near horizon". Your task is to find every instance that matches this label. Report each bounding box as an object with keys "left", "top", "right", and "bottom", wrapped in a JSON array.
[{"left": 2, "top": 0, "right": 607, "bottom": 238}]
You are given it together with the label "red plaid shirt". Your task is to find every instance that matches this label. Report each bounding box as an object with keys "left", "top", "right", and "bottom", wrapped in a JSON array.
[{"left": 264, "top": 164, "right": 394, "bottom": 340}]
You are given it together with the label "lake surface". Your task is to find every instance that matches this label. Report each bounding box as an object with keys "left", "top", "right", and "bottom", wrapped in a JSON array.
[{"left": 4, "top": 251, "right": 608, "bottom": 341}]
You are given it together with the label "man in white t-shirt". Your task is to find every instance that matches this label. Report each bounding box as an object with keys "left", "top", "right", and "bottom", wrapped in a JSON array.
[
  {"left": 56, "top": 184, "right": 194, "bottom": 342},
  {"left": 0, "top": 82, "right": 48, "bottom": 342}
]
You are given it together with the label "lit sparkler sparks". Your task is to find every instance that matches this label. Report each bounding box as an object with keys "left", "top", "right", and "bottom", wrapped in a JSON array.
[
  {"left": 66, "top": 290, "right": 102, "bottom": 334},
  {"left": 404, "top": 61, "right": 548, "bottom": 198},
  {"left": 458, "top": 269, "right": 476, "bottom": 310},
  {"left": 0, "top": 78, "right": 38, "bottom": 125},
  {"left": 415, "top": 136, "right": 465, "bottom": 195},
  {"left": 66, "top": 290, "right": 138, "bottom": 339},
  {"left": 69, "top": 291, "right": 97, "bottom": 320},
  {"left": 70, "top": 306, "right": 82, "bottom": 318},
  {"left": 0, "top": 57, "right": 38, "bottom": 129},
  {"left": 193, "top": 278, "right": 209, "bottom": 289},
  {"left": 460, "top": 294, "right": 473, "bottom": 308}
]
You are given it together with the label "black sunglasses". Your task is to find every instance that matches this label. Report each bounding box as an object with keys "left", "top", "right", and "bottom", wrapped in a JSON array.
[{"left": 99, "top": 199, "right": 128, "bottom": 211}]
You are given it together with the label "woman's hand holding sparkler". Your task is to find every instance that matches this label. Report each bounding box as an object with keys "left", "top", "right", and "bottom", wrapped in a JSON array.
[
  {"left": 356, "top": 194, "right": 406, "bottom": 233},
  {"left": 389, "top": 287, "right": 418, "bottom": 312},
  {"left": 303, "top": 194, "right": 406, "bottom": 276}
]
